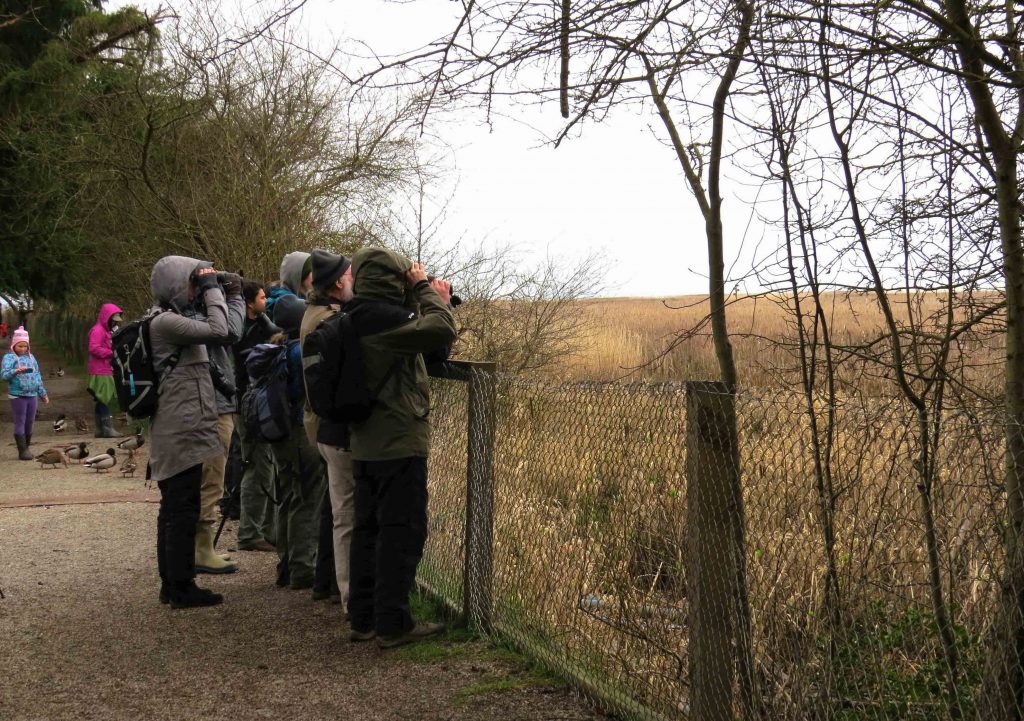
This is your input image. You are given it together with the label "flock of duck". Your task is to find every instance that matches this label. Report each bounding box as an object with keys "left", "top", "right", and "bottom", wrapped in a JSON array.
[{"left": 33, "top": 421, "right": 145, "bottom": 477}]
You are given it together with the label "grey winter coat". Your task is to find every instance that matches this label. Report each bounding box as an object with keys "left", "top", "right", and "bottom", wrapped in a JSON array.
[
  {"left": 148, "top": 256, "right": 231, "bottom": 482},
  {"left": 202, "top": 296, "right": 245, "bottom": 415}
]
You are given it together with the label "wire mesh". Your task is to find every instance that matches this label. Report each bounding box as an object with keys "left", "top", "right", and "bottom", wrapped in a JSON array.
[{"left": 425, "top": 368, "right": 1016, "bottom": 721}]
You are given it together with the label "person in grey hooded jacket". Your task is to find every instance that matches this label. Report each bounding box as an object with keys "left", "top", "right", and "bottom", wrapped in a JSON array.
[
  {"left": 149, "top": 256, "right": 235, "bottom": 609},
  {"left": 266, "top": 251, "right": 311, "bottom": 328}
]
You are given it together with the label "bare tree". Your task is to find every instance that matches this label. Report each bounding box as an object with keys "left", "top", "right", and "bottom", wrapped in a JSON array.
[{"left": 63, "top": 0, "right": 421, "bottom": 312}]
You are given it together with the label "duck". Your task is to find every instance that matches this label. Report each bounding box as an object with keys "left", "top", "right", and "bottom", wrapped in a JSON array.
[
  {"left": 83, "top": 448, "right": 117, "bottom": 473},
  {"left": 117, "top": 430, "right": 145, "bottom": 452},
  {"left": 75, "top": 418, "right": 89, "bottom": 434},
  {"left": 52, "top": 414, "right": 67, "bottom": 433},
  {"left": 120, "top": 451, "right": 138, "bottom": 478},
  {"left": 64, "top": 442, "right": 89, "bottom": 464},
  {"left": 55, "top": 367, "right": 64, "bottom": 377},
  {"left": 36, "top": 448, "right": 68, "bottom": 469}
]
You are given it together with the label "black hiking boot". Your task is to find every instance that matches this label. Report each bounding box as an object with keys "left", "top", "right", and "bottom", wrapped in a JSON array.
[{"left": 167, "top": 581, "right": 223, "bottom": 609}]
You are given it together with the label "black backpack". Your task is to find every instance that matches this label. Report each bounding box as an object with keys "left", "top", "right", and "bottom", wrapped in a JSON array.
[
  {"left": 111, "top": 311, "right": 181, "bottom": 420},
  {"left": 240, "top": 343, "right": 293, "bottom": 443},
  {"left": 302, "top": 311, "right": 402, "bottom": 424}
]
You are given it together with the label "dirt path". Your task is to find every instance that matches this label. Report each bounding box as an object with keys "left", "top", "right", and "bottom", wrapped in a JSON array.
[{"left": 0, "top": 341, "right": 607, "bottom": 721}]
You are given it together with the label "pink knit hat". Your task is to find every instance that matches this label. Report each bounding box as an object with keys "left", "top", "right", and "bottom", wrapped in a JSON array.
[{"left": 11, "top": 326, "right": 29, "bottom": 347}]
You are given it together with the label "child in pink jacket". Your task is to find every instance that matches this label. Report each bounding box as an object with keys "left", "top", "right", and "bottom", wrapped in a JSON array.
[{"left": 87, "top": 303, "right": 123, "bottom": 438}]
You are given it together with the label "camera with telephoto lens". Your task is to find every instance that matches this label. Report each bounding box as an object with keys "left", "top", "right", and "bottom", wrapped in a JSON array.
[{"left": 208, "top": 359, "right": 236, "bottom": 400}]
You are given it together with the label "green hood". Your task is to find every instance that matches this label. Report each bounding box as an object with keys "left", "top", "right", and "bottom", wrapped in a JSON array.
[{"left": 352, "top": 247, "right": 412, "bottom": 304}]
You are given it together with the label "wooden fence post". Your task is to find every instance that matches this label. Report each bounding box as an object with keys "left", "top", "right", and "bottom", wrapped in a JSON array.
[
  {"left": 686, "top": 381, "right": 738, "bottom": 721},
  {"left": 464, "top": 361, "right": 497, "bottom": 632}
]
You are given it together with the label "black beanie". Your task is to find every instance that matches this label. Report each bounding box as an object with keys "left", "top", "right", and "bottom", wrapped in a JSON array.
[{"left": 311, "top": 249, "right": 352, "bottom": 290}]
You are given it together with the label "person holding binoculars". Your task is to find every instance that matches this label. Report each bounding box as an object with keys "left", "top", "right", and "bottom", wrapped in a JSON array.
[{"left": 148, "top": 257, "right": 238, "bottom": 609}]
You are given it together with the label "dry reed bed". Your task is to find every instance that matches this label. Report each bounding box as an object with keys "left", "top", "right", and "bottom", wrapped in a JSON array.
[
  {"left": 423, "top": 375, "right": 1007, "bottom": 720},
  {"left": 565, "top": 293, "right": 1004, "bottom": 396}
]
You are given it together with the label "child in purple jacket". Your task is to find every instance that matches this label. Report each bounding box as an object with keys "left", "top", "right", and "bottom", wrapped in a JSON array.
[{"left": 2, "top": 326, "right": 49, "bottom": 460}]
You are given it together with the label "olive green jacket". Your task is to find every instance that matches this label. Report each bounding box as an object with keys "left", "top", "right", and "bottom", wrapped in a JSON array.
[{"left": 348, "top": 247, "right": 457, "bottom": 461}]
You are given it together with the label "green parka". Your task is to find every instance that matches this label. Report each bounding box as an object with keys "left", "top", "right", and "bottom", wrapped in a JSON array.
[{"left": 348, "top": 248, "right": 457, "bottom": 461}]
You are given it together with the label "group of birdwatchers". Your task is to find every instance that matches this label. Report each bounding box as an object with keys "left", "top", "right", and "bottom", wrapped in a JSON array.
[{"left": 2, "top": 246, "right": 457, "bottom": 649}]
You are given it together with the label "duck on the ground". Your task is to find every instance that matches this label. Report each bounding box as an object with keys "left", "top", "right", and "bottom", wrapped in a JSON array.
[
  {"left": 64, "top": 442, "right": 89, "bottom": 464},
  {"left": 116, "top": 430, "right": 145, "bottom": 452},
  {"left": 75, "top": 418, "right": 88, "bottom": 434},
  {"left": 55, "top": 367, "right": 64, "bottom": 377},
  {"left": 120, "top": 450, "right": 137, "bottom": 478},
  {"left": 52, "top": 414, "right": 66, "bottom": 433},
  {"left": 36, "top": 448, "right": 67, "bottom": 469},
  {"left": 83, "top": 448, "right": 117, "bottom": 473}
]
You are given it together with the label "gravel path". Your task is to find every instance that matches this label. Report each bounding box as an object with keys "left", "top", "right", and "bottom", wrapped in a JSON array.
[{"left": 0, "top": 343, "right": 607, "bottom": 721}]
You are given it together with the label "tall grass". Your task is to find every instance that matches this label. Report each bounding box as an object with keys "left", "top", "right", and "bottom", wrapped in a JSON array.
[{"left": 563, "top": 292, "right": 1003, "bottom": 396}]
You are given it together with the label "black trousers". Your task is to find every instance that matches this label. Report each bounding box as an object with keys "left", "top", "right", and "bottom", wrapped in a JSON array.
[
  {"left": 313, "top": 482, "right": 338, "bottom": 595},
  {"left": 347, "top": 457, "right": 428, "bottom": 637},
  {"left": 157, "top": 464, "right": 202, "bottom": 584}
]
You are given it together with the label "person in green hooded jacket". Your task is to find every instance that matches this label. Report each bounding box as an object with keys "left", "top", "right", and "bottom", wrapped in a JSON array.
[{"left": 344, "top": 247, "right": 456, "bottom": 648}]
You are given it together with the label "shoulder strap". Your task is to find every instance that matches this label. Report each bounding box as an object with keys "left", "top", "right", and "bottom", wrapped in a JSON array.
[
  {"left": 161, "top": 348, "right": 183, "bottom": 381},
  {"left": 372, "top": 357, "right": 404, "bottom": 397},
  {"left": 150, "top": 311, "right": 184, "bottom": 381}
]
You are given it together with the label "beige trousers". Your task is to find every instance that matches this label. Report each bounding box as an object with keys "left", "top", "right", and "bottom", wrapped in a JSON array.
[
  {"left": 317, "top": 442, "right": 355, "bottom": 605},
  {"left": 200, "top": 414, "right": 235, "bottom": 525}
]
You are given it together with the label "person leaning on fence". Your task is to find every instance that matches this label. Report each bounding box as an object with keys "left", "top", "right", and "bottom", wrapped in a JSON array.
[
  {"left": 231, "top": 279, "right": 280, "bottom": 553},
  {"left": 86, "top": 303, "right": 124, "bottom": 438},
  {"left": 264, "top": 285, "right": 327, "bottom": 591},
  {"left": 192, "top": 275, "right": 245, "bottom": 575},
  {"left": 299, "top": 249, "right": 354, "bottom": 605},
  {"left": 345, "top": 247, "right": 456, "bottom": 648},
  {"left": 148, "top": 256, "right": 232, "bottom": 609},
  {"left": 2, "top": 326, "right": 49, "bottom": 461}
]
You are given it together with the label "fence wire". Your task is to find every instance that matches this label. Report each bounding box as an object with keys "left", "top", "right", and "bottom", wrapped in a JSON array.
[
  {"left": 425, "top": 368, "right": 1014, "bottom": 721},
  {"left": 33, "top": 312, "right": 1019, "bottom": 720}
]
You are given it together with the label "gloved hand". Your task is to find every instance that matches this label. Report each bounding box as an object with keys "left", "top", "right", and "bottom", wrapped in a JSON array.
[
  {"left": 221, "top": 272, "right": 243, "bottom": 297},
  {"left": 195, "top": 268, "right": 221, "bottom": 294}
]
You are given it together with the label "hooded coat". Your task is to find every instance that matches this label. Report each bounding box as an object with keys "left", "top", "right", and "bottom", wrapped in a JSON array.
[
  {"left": 87, "top": 303, "right": 123, "bottom": 376},
  {"left": 280, "top": 251, "right": 311, "bottom": 296},
  {"left": 1, "top": 348, "right": 46, "bottom": 399},
  {"left": 347, "top": 247, "right": 457, "bottom": 461},
  {"left": 147, "top": 256, "right": 230, "bottom": 482},
  {"left": 268, "top": 251, "right": 310, "bottom": 331}
]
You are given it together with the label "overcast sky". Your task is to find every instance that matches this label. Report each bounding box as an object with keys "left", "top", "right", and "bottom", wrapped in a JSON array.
[{"left": 111, "top": 0, "right": 717, "bottom": 296}]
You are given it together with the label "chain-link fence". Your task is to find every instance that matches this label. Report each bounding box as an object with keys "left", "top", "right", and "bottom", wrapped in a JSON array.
[{"left": 425, "top": 364, "right": 1013, "bottom": 721}]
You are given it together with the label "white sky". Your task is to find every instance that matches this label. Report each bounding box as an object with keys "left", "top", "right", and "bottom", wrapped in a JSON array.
[{"left": 112, "top": 0, "right": 717, "bottom": 296}]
